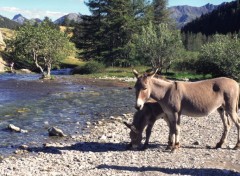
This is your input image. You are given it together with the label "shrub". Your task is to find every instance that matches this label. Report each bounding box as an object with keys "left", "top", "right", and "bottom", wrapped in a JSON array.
[
  {"left": 72, "top": 61, "right": 105, "bottom": 74},
  {"left": 173, "top": 50, "right": 199, "bottom": 71},
  {"left": 197, "top": 34, "right": 240, "bottom": 80}
]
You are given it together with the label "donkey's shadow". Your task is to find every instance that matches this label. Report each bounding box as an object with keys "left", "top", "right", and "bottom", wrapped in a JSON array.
[
  {"left": 27, "top": 140, "right": 222, "bottom": 155},
  {"left": 27, "top": 142, "right": 129, "bottom": 154},
  {"left": 27, "top": 141, "right": 168, "bottom": 155}
]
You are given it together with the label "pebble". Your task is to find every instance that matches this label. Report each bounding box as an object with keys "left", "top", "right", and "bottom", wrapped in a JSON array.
[{"left": 0, "top": 112, "right": 239, "bottom": 176}]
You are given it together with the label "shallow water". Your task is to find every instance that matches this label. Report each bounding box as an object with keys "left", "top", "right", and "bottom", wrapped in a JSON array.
[{"left": 0, "top": 73, "right": 135, "bottom": 156}]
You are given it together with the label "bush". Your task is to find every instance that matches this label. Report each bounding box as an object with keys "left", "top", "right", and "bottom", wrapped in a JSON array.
[
  {"left": 173, "top": 50, "right": 199, "bottom": 71},
  {"left": 197, "top": 34, "right": 240, "bottom": 80},
  {"left": 72, "top": 61, "right": 105, "bottom": 74}
]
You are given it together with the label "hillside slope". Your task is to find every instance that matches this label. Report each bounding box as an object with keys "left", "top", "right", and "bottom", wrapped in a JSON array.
[
  {"left": 181, "top": 1, "right": 240, "bottom": 35},
  {"left": 169, "top": 3, "right": 217, "bottom": 28},
  {"left": 0, "top": 15, "right": 20, "bottom": 29}
]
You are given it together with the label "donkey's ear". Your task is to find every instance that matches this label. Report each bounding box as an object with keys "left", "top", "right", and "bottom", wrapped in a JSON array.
[
  {"left": 123, "top": 121, "right": 132, "bottom": 129},
  {"left": 147, "top": 68, "right": 158, "bottom": 78},
  {"left": 133, "top": 69, "right": 139, "bottom": 78}
]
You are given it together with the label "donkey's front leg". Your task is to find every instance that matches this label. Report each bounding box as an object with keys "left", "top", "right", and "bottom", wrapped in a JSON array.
[
  {"left": 175, "top": 113, "right": 181, "bottom": 149},
  {"left": 171, "top": 112, "right": 181, "bottom": 152},
  {"left": 162, "top": 115, "right": 172, "bottom": 150},
  {"left": 165, "top": 114, "right": 176, "bottom": 151}
]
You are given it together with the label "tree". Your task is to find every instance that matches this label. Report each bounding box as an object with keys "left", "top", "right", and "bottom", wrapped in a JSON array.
[
  {"left": 72, "top": 0, "right": 153, "bottom": 66},
  {"left": 197, "top": 34, "right": 240, "bottom": 80},
  {"left": 100, "top": 0, "right": 135, "bottom": 65},
  {"left": 7, "top": 22, "right": 76, "bottom": 79},
  {"left": 198, "top": 34, "right": 240, "bottom": 78},
  {"left": 152, "top": 0, "right": 170, "bottom": 25},
  {"left": 133, "top": 22, "right": 183, "bottom": 72},
  {"left": 72, "top": 0, "right": 107, "bottom": 61}
]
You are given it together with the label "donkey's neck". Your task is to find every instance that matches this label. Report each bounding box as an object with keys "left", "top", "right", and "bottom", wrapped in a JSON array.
[
  {"left": 133, "top": 110, "right": 147, "bottom": 132},
  {"left": 150, "top": 78, "right": 171, "bottom": 101}
]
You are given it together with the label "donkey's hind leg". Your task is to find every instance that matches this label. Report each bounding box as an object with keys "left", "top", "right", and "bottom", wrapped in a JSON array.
[
  {"left": 228, "top": 110, "right": 240, "bottom": 149},
  {"left": 216, "top": 108, "right": 232, "bottom": 148}
]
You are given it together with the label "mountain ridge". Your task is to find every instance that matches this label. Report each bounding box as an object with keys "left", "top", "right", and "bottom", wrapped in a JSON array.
[
  {"left": 169, "top": 3, "right": 218, "bottom": 28},
  {"left": 0, "top": 3, "right": 225, "bottom": 29}
]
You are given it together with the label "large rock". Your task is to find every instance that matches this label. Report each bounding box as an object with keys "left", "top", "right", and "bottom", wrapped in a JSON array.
[
  {"left": 7, "top": 124, "right": 28, "bottom": 133},
  {"left": 48, "top": 126, "right": 67, "bottom": 137}
]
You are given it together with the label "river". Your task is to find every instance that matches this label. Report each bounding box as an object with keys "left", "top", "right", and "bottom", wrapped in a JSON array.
[{"left": 0, "top": 72, "right": 135, "bottom": 157}]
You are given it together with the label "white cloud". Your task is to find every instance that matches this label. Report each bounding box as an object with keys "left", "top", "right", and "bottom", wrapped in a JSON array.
[{"left": 0, "top": 6, "right": 67, "bottom": 20}]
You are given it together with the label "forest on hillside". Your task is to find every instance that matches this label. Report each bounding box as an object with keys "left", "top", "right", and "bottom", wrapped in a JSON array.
[
  {"left": 182, "top": 0, "right": 240, "bottom": 35},
  {"left": 0, "top": 15, "right": 20, "bottom": 29}
]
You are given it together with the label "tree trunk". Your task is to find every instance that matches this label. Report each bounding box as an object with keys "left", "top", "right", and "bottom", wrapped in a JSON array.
[
  {"left": 46, "top": 63, "right": 51, "bottom": 79},
  {"left": 33, "top": 49, "right": 45, "bottom": 77}
]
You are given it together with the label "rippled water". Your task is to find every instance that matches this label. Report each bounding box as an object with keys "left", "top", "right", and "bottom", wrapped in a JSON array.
[{"left": 0, "top": 73, "right": 135, "bottom": 156}]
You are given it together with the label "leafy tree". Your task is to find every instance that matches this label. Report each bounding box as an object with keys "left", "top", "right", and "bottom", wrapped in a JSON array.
[
  {"left": 197, "top": 34, "right": 240, "bottom": 80},
  {"left": 7, "top": 22, "right": 76, "bottom": 78},
  {"left": 133, "top": 22, "right": 183, "bottom": 72},
  {"left": 42, "top": 17, "right": 59, "bottom": 30},
  {"left": 181, "top": 32, "right": 208, "bottom": 51}
]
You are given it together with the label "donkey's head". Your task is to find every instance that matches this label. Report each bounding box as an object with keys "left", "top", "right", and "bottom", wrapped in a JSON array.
[
  {"left": 133, "top": 69, "right": 157, "bottom": 110},
  {"left": 124, "top": 121, "right": 142, "bottom": 149}
]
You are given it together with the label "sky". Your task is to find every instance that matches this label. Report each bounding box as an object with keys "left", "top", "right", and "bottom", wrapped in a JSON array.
[{"left": 0, "top": 0, "right": 235, "bottom": 21}]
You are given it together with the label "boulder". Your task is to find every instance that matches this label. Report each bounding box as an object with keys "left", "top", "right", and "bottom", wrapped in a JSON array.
[
  {"left": 8, "top": 124, "right": 28, "bottom": 133},
  {"left": 48, "top": 126, "right": 67, "bottom": 137}
]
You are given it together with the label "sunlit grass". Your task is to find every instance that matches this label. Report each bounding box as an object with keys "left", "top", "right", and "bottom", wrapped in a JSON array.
[
  {"left": 162, "top": 71, "right": 212, "bottom": 81},
  {"left": 0, "top": 28, "right": 15, "bottom": 39},
  {"left": 60, "top": 57, "right": 85, "bottom": 68}
]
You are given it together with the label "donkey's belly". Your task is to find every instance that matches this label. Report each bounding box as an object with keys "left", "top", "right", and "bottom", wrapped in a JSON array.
[
  {"left": 182, "top": 110, "right": 212, "bottom": 117},
  {"left": 181, "top": 107, "right": 216, "bottom": 117}
]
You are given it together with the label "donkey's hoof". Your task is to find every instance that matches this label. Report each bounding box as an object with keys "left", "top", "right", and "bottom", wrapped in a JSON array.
[
  {"left": 170, "top": 147, "right": 178, "bottom": 153},
  {"left": 215, "top": 142, "right": 223, "bottom": 149},
  {"left": 165, "top": 145, "right": 172, "bottom": 151},
  {"left": 126, "top": 143, "right": 132, "bottom": 150},
  {"left": 233, "top": 143, "right": 240, "bottom": 150},
  {"left": 141, "top": 144, "right": 148, "bottom": 150},
  {"left": 175, "top": 142, "right": 180, "bottom": 149}
]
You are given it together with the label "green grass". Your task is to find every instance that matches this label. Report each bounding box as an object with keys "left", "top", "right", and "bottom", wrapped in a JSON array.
[
  {"left": 60, "top": 59, "right": 212, "bottom": 81},
  {"left": 162, "top": 71, "right": 212, "bottom": 81},
  {"left": 60, "top": 57, "right": 85, "bottom": 68},
  {"left": 79, "top": 66, "right": 149, "bottom": 78},
  {"left": 72, "top": 66, "right": 211, "bottom": 81}
]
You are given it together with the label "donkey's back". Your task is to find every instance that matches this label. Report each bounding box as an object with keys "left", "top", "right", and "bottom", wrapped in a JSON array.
[{"left": 175, "top": 77, "right": 239, "bottom": 117}]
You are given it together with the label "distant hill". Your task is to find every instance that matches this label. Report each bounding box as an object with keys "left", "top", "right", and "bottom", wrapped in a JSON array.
[
  {"left": 0, "top": 15, "right": 20, "bottom": 29},
  {"left": 12, "top": 14, "right": 27, "bottom": 24},
  {"left": 13, "top": 14, "right": 42, "bottom": 25},
  {"left": 29, "top": 18, "right": 42, "bottom": 24},
  {"left": 54, "top": 13, "right": 82, "bottom": 26},
  {"left": 169, "top": 3, "right": 218, "bottom": 28},
  {"left": 181, "top": 1, "right": 240, "bottom": 35}
]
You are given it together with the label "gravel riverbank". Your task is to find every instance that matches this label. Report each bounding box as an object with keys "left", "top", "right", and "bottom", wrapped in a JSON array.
[{"left": 0, "top": 110, "right": 240, "bottom": 176}]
